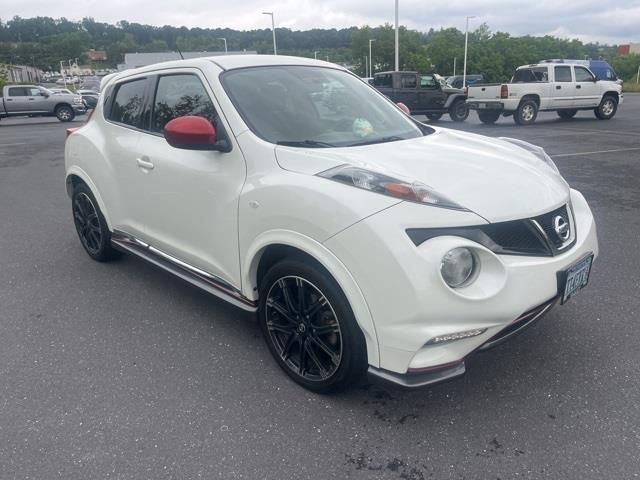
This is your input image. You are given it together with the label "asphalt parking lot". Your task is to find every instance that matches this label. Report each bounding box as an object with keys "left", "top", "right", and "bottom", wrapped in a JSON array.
[{"left": 1, "top": 96, "right": 639, "bottom": 479}]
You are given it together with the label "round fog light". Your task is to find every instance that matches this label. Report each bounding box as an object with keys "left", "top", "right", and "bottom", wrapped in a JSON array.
[{"left": 440, "top": 247, "right": 477, "bottom": 288}]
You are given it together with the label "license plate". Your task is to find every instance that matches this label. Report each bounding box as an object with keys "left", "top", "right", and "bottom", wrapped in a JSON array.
[{"left": 560, "top": 254, "right": 593, "bottom": 304}]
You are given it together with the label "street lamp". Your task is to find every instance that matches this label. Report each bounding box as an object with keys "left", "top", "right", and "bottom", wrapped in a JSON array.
[
  {"left": 463, "top": 15, "right": 476, "bottom": 89},
  {"left": 369, "top": 39, "right": 376, "bottom": 78},
  {"left": 394, "top": 0, "right": 399, "bottom": 71},
  {"left": 314, "top": 51, "right": 319, "bottom": 60},
  {"left": 262, "top": 12, "right": 277, "bottom": 55},
  {"left": 218, "top": 37, "right": 227, "bottom": 54}
]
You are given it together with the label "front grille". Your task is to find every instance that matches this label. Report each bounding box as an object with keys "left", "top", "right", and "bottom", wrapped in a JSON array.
[{"left": 406, "top": 204, "right": 575, "bottom": 257}]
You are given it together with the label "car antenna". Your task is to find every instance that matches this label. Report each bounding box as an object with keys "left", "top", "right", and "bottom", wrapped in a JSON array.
[{"left": 176, "top": 47, "right": 184, "bottom": 60}]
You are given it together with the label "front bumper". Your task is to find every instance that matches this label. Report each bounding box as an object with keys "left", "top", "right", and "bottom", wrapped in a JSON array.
[
  {"left": 325, "top": 189, "right": 598, "bottom": 388},
  {"left": 72, "top": 104, "right": 87, "bottom": 114}
]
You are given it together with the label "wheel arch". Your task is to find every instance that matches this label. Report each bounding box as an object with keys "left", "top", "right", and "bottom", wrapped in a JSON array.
[
  {"left": 54, "top": 102, "right": 73, "bottom": 112},
  {"left": 243, "top": 230, "right": 380, "bottom": 367},
  {"left": 602, "top": 91, "right": 619, "bottom": 102},
  {"left": 519, "top": 94, "right": 540, "bottom": 107},
  {"left": 444, "top": 93, "right": 466, "bottom": 109},
  {"left": 65, "top": 167, "right": 112, "bottom": 230}
]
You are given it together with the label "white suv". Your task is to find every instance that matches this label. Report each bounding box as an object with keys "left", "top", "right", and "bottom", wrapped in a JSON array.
[{"left": 65, "top": 55, "right": 598, "bottom": 392}]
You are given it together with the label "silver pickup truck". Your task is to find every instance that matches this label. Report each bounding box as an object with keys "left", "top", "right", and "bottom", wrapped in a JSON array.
[{"left": 0, "top": 85, "right": 86, "bottom": 122}]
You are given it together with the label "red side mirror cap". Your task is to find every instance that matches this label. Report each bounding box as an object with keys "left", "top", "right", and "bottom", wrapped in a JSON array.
[
  {"left": 396, "top": 102, "right": 411, "bottom": 115},
  {"left": 164, "top": 116, "right": 217, "bottom": 150}
]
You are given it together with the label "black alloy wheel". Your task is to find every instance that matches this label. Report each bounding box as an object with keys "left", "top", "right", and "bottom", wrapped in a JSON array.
[
  {"left": 71, "top": 183, "right": 121, "bottom": 262},
  {"left": 259, "top": 258, "right": 367, "bottom": 393}
]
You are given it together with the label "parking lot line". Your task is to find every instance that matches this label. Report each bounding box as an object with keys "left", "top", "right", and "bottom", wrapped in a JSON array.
[
  {"left": 0, "top": 143, "right": 27, "bottom": 147},
  {"left": 551, "top": 147, "right": 640, "bottom": 158},
  {"left": 550, "top": 127, "right": 640, "bottom": 137}
]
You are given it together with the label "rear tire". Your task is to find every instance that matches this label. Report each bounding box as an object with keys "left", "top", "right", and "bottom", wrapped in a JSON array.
[
  {"left": 514, "top": 99, "right": 538, "bottom": 125},
  {"left": 258, "top": 258, "right": 367, "bottom": 393},
  {"left": 56, "top": 105, "right": 75, "bottom": 122},
  {"left": 557, "top": 109, "right": 578, "bottom": 120},
  {"left": 478, "top": 110, "right": 501, "bottom": 124},
  {"left": 594, "top": 95, "right": 617, "bottom": 120},
  {"left": 448, "top": 99, "right": 469, "bottom": 122},
  {"left": 71, "top": 183, "right": 122, "bottom": 262},
  {"left": 426, "top": 113, "right": 443, "bottom": 121}
]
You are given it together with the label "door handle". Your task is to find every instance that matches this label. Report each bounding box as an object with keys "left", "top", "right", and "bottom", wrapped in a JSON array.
[
  {"left": 576, "top": 85, "right": 582, "bottom": 89},
  {"left": 136, "top": 157, "right": 154, "bottom": 170},
  {"left": 556, "top": 86, "right": 561, "bottom": 90},
  {"left": 28, "top": 98, "right": 36, "bottom": 101}
]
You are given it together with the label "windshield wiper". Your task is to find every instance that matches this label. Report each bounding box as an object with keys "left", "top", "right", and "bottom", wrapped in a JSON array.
[
  {"left": 277, "top": 140, "right": 336, "bottom": 148},
  {"left": 349, "top": 135, "right": 406, "bottom": 147}
]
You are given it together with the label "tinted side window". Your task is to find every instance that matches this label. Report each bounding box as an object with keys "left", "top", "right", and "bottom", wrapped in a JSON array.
[
  {"left": 401, "top": 75, "right": 417, "bottom": 89},
  {"left": 554, "top": 66, "right": 572, "bottom": 82},
  {"left": 151, "top": 74, "right": 217, "bottom": 133},
  {"left": 373, "top": 74, "right": 392, "bottom": 87},
  {"left": 420, "top": 75, "right": 436, "bottom": 88},
  {"left": 8, "top": 87, "right": 27, "bottom": 96},
  {"left": 109, "top": 79, "right": 147, "bottom": 127},
  {"left": 575, "top": 67, "right": 595, "bottom": 82},
  {"left": 513, "top": 68, "right": 548, "bottom": 83}
]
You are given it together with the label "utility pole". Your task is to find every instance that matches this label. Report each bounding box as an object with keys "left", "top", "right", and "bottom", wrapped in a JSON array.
[
  {"left": 368, "top": 39, "right": 376, "bottom": 78},
  {"left": 453, "top": 57, "right": 456, "bottom": 76},
  {"left": 262, "top": 12, "right": 277, "bottom": 55},
  {"left": 218, "top": 37, "right": 227, "bottom": 53},
  {"left": 394, "top": 0, "right": 399, "bottom": 71},
  {"left": 463, "top": 15, "right": 475, "bottom": 88}
]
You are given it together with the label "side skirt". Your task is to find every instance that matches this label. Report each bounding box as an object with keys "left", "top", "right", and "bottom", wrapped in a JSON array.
[{"left": 110, "top": 230, "right": 257, "bottom": 312}]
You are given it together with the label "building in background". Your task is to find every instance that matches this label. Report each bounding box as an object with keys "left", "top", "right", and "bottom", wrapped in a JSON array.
[
  {"left": 618, "top": 43, "right": 640, "bottom": 56},
  {"left": 86, "top": 49, "right": 108, "bottom": 62},
  {"left": 2, "top": 64, "right": 43, "bottom": 83},
  {"left": 117, "top": 50, "right": 257, "bottom": 71}
]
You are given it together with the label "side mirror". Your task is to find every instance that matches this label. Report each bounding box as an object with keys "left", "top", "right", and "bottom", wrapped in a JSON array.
[
  {"left": 164, "top": 116, "right": 229, "bottom": 151},
  {"left": 396, "top": 102, "right": 411, "bottom": 115}
]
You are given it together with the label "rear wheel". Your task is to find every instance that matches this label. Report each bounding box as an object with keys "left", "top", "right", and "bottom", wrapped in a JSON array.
[
  {"left": 72, "top": 183, "right": 122, "bottom": 262},
  {"left": 258, "top": 258, "right": 367, "bottom": 393},
  {"left": 514, "top": 99, "right": 538, "bottom": 125},
  {"left": 478, "top": 110, "right": 501, "bottom": 124},
  {"left": 557, "top": 109, "right": 577, "bottom": 120},
  {"left": 426, "top": 113, "right": 443, "bottom": 121},
  {"left": 56, "top": 105, "right": 75, "bottom": 122},
  {"left": 448, "top": 99, "right": 469, "bottom": 122},
  {"left": 594, "top": 95, "right": 617, "bottom": 120}
]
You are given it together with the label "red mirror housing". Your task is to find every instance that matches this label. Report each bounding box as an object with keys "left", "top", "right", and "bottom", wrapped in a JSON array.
[
  {"left": 164, "top": 116, "right": 217, "bottom": 150},
  {"left": 396, "top": 102, "right": 411, "bottom": 115}
]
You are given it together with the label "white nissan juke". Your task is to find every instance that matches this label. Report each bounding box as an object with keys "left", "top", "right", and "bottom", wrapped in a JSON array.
[{"left": 65, "top": 55, "right": 598, "bottom": 392}]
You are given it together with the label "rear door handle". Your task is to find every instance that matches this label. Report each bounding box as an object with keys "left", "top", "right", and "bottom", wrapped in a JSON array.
[
  {"left": 556, "top": 86, "right": 561, "bottom": 90},
  {"left": 576, "top": 85, "right": 582, "bottom": 89},
  {"left": 136, "top": 157, "right": 154, "bottom": 170}
]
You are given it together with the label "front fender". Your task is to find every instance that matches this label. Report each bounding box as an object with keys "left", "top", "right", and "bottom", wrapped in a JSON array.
[
  {"left": 242, "top": 229, "right": 380, "bottom": 368},
  {"left": 444, "top": 93, "right": 466, "bottom": 109}
]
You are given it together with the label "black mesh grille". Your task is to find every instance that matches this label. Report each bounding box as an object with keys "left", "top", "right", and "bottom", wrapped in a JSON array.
[{"left": 479, "top": 221, "right": 549, "bottom": 255}]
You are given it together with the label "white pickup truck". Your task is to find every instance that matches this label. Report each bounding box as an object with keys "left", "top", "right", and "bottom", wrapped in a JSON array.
[{"left": 466, "top": 62, "right": 623, "bottom": 125}]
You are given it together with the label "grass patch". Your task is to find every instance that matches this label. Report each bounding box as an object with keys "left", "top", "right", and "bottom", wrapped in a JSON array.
[{"left": 623, "top": 82, "right": 640, "bottom": 93}]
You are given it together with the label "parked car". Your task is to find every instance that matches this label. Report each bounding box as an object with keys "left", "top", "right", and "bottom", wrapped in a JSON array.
[
  {"left": 0, "top": 85, "right": 86, "bottom": 122},
  {"left": 466, "top": 62, "right": 623, "bottom": 125},
  {"left": 445, "top": 74, "right": 485, "bottom": 89},
  {"left": 65, "top": 55, "right": 598, "bottom": 392},
  {"left": 373, "top": 71, "right": 469, "bottom": 121},
  {"left": 50, "top": 88, "right": 75, "bottom": 95},
  {"left": 540, "top": 59, "right": 620, "bottom": 83},
  {"left": 77, "top": 89, "right": 99, "bottom": 109}
]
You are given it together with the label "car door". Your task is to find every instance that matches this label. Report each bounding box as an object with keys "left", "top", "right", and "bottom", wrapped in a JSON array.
[
  {"left": 395, "top": 74, "right": 419, "bottom": 112},
  {"left": 419, "top": 75, "right": 445, "bottom": 111},
  {"left": 101, "top": 76, "right": 151, "bottom": 239},
  {"left": 552, "top": 66, "right": 574, "bottom": 108},
  {"left": 573, "top": 66, "right": 601, "bottom": 108},
  {"left": 26, "top": 87, "right": 50, "bottom": 113},
  {"left": 5, "top": 87, "right": 30, "bottom": 113},
  {"left": 135, "top": 70, "right": 246, "bottom": 288}
]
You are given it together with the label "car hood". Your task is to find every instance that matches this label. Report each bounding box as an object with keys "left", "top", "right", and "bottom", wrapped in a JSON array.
[{"left": 275, "top": 128, "right": 569, "bottom": 223}]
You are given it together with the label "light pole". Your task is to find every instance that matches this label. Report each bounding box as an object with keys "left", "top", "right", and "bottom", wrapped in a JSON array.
[
  {"left": 394, "top": 0, "right": 399, "bottom": 71},
  {"left": 463, "top": 15, "right": 475, "bottom": 89},
  {"left": 368, "top": 39, "right": 376, "bottom": 78},
  {"left": 218, "top": 37, "right": 227, "bottom": 53},
  {"left": 453, "top": 57, "right": 456, "bottom": 76},
  {"left": 314, "top": 51, "right": 319, "bottom": 60},
  {"left": 364, "top": 56, "right": 368, "bottom": 78},
  {"left": 637, "top": 64, "right": 639, "bottom": 84},
  {"left": 262, "top": 12, "right": 277, "bottom": 55}
]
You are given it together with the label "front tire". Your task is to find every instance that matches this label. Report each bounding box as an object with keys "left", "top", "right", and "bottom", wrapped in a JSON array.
[
  {"left": 56, "top": 105, "right": 75, "bottom": 122},
  {"left": 557, "top": 109, "right": 577, "bottom": 120},
  {"left": 514, "top": 99, "right": 538, "bottom": 125},
  {"left": 595, "top": 95, "right": 617, "bottom": 120},
  {"left": 426, "top": 113, "right": 443, "bottom": 121},
  {"left": 258, "top": 258, "right": 367, "bottom": 393},
  {"left": 71, "top": 183, "right": 121, "bottom": 262},
  {"left": 478, "top": 110, "right": 501, "bottom": 124},
  {"left": 448, "top": 99, "right": 469, "bottom": 122}
]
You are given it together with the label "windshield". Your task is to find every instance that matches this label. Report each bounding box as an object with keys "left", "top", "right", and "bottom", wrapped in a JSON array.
[{"left": 221, "top": 66, "right": 425, "bottom": 148}]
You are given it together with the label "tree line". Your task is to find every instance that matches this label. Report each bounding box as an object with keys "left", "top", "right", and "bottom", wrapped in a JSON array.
[{"left": 1, "top": 16, "right": 638, "bottom": 83}]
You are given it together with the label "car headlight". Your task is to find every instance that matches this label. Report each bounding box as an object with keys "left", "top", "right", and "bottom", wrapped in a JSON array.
[
  {"left": 440, "top": 247, "right": 477, "bottom": 288},
  {"left": 317, "top": 165, "right": 467, "bottom": 211},
  {"left": 498, "top": 137, "right": 560, "bottom": 174}
]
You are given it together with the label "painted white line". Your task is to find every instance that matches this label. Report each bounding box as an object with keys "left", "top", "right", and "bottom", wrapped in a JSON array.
[
  {"left": 551, "top": 127, "right": 640, "bottom": 137},
  {"left": 551, "top": 147, "right": 640, "bottom": 158},
  {"left": 0, "top": 143, "right": 27, "bottom": 147}
]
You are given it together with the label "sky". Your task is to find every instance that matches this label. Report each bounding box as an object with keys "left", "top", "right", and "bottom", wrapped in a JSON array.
[{"left": 4, "top": 0, "right": 640, "bottom": 45}]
